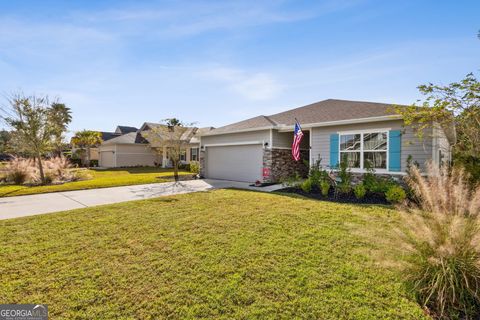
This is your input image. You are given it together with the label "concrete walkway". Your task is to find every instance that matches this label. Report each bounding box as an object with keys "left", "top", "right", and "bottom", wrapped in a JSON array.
[{"left": 0, "top": 179, "right": 283, "bottom": 220}]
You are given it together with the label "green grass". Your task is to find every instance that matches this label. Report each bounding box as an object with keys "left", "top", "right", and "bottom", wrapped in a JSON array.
[
  {"left": 0, "top": 167, "right": 191, "bottom": 197},
  {"left": 0, "top": 190, "right": 427, "bottom": 319}
]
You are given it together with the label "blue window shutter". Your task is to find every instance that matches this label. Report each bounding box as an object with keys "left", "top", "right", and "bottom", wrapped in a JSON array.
[
  {"left": 329, "top": 134, "right": 339, "bottom": 167},
  {"left": 389, "top": 130, "right": 402, "bottom": 171}
]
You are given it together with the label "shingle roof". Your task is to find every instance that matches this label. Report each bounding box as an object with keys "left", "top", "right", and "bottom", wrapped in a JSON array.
[
  {"left": 116, "top": 126, "right": 138, "bottom": 134},
  {"left": 269, "top": 99, "right": 401, "bottom": 125},
  {"left": 206, "top": 115, "right": 278, "bottom": 135},
  {"left": 102, "top": 132, "right": 148, "bottom": 145},
  {"left": 190, "top": 127, "right": 214, "bottom": 144},
  {"left": 100, "top": 132, "right": 119, "bottom": 141},
  {"left": 206, "top": 99, "right": 403, "bottom": 135}
]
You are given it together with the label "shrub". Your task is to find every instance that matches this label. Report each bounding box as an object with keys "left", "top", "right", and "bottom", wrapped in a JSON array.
[
  {"left": 70, "top": 169, "right": 92, "bottom": 182},
  {"left": 282, "top": 172, "right": 303, "bottom": 188},
  {"left": 454, "top": 153, "right": 480, "bottom": 185},
  {"left": 307, "top": 158, "right": 330, "bottom": 193},
  {"left": 363, "top": 163, "right": 395, "bottom": 194},
  {"left": 320, "top": 180, "right": 330, "bottom": 196},
  {"left": 396, "top": 164, "right": 480, "bottom": 318},
  {"left": 69, "top": 158, "right": 82, "bottom": 167},
  {"left": 4, "top": 157, "right": 34, "bottom": 184},
  {"left": 178, "top": 163, "right": 189, "bottom": 170},
  {"left": 353, "top": 183, "right": 366, "bottom": 199},
  {"left": 385, "top": 185, "right": 406, "bottom": 203},
  {"left": 301, "top": 178, "right": 313, "bottom": 193},
  {"left": 337, "top": 159, "right": 352, "bottom": 194},
  {"left": 189, "top": 161, "right": 200, "bottom": 174},
  {"left": 89, "top": 159, "right": 99, "bottom": 167}
]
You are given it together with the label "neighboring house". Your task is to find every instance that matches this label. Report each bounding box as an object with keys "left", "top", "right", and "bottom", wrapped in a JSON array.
[
  {"left": 199, "top": 99, "right": 455, "bottom": 183},
  {"left": 71, "top": 126, "right": 136, "bottom": 165},
  {"left": 97, "top": 123, "right": 213, "bottom": 168}
]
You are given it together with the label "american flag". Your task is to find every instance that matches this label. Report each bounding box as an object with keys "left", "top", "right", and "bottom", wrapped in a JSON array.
[{"left": 292, "top": 120, "right": 304, "bottom": 161}]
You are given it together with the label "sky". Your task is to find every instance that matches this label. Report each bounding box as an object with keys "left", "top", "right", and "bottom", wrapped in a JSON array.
[{"left": 0, "top": 0, "right": 479, "bottom": 135}]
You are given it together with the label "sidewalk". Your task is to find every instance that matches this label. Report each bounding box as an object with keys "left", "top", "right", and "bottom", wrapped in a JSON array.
[{"left": 0, "top": 179, "right": 283, "bottom": 220}]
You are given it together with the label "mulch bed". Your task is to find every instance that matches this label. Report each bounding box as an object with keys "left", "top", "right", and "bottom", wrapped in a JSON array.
[{"left": 276, "top": 187, "right": 390, "bottom": 205}]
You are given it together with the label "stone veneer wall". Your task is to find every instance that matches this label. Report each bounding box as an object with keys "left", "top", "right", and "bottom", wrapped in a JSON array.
[
  {"left": 199, "top": 149, "right": 206, "bottom": 177},
  {"left": 263, "top": 148, "right": 309, "bottom": 183}
]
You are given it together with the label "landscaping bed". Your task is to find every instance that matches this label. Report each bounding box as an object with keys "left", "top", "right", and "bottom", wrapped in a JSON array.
[{"left": 277, "top": 187, "right": 389, "bottom": 205}]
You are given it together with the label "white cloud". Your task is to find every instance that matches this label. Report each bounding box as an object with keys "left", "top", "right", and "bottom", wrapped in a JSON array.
[
  {"left": 202, "top": 67, "right": 283, "bottom": 100},
  {"left": 65, "top": 0, "right": 364, "bottom": 38}
]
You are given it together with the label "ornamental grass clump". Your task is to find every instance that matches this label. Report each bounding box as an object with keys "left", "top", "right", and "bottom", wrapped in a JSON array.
[
  {"left": 44, "top": 156, "right": 73, "bottom": 182},
  {"left": 4, "top": 157, "right": 35, "bottom": 184},
  {"left": 397, "top": 163, "right": 480, "bottom": 319}
]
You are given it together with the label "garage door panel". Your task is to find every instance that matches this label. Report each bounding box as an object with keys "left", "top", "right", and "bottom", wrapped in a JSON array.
[
  {"left": 206, "top": 145, "right": 263, "bottom": 182},
  {"left": 99, "top": 151, "right": 115, "bottom": 167}
]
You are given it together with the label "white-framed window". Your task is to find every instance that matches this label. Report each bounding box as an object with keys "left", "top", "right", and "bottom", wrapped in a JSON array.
[
  {"left": 180, "top": 149, "right": 186, "bottom": 161},
  {"left": 339, "top": 130, "right": 388, "bottom": 170},
  {"left": 190, "top": 147, "right": 199, "bottom": 161}
]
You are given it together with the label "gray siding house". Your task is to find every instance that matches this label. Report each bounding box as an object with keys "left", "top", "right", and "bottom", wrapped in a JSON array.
[{"left": 200, "top": 99, "right": 455, "bottom": 183}]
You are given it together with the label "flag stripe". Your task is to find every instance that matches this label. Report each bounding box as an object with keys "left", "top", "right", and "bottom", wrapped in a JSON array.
[{"left": 292, "top": 121, "right": 304, "bottom": 161}]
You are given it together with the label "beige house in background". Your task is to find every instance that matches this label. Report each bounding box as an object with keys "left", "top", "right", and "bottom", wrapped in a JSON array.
[
  {"left": 97, "top": 123, "right": 213, "bottom": 168},
  {"left": 72, "top": 126, "right": 138, "bottom": 165}
]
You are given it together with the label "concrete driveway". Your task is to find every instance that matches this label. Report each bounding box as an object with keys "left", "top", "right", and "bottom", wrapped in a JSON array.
[{"left": 0, "top": 179, "right": 283, "bottom": 220}]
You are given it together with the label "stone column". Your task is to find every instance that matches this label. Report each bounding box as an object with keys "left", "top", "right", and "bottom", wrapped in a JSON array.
[
  {"left": 199, "top": 148, "right": 206, "bottom": 177},
  {"left": 262, "top": 149, "right": 273, "bottom": 183}
]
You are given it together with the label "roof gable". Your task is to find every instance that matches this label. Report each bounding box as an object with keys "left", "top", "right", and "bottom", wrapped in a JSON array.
[{"left": 115, "top": 126, "right": 138, "bottom": 134}]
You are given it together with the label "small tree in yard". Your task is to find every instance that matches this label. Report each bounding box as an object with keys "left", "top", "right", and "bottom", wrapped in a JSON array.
[
  {"left": 71, "top": 130, "right": 102, "bottom": 168},
  {"left": 3, "top": 94, "right": 70, "bottom": 184},
  {"left": 393, "top": 73, "right": 480, "bottom": 181},
  {"left": 142, "top": 118, "right": 195, "bottom": 182}
]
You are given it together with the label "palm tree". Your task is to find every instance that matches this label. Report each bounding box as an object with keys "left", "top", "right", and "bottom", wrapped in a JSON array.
[
  {"left": 50, "top": 103, "right": 72, "bottom": 156},
  {"left": 71, "top": 130, "right": 102, "bottom": 167}
]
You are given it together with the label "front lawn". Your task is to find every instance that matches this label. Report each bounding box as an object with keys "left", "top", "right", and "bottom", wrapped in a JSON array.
[
  {"left": 0, "top": 167, "right": 191, "bottom": 197},
  {"left": 0, "top": 190, "right": 426, "bottom": 319}
]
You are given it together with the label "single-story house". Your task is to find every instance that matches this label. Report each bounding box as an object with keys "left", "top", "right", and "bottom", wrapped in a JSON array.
[
  {"left": 199, "top": 99, "right": 455, "bottom": 183},
  {"left": 71, "top": 125, "right": 138, "bottom": 165},
  {"left": 98, "top": 123, "right": 213, "bottom": 168}
]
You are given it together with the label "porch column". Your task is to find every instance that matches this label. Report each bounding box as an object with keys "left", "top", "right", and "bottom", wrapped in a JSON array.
[{"left": 162, "top": 146, "right": 168, "bottom": 168}]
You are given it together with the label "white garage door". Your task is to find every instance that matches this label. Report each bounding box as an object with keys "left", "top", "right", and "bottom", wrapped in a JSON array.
[
  {"left": 206, "top": 144, "right": 263, "bottom": 182},
  {"left": 99, "top": 151, "right": 115, "bottom": 167}
]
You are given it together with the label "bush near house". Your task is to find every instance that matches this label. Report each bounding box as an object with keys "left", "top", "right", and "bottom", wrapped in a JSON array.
[
  {"left": 353, "top": 183, "right": 367, "bottom": 199},
  {"left": 278, "top": 159, "right": 404, "bottom": 205},
  {"left": 385, "top": 185, "right": 406, "bottom": 204}
]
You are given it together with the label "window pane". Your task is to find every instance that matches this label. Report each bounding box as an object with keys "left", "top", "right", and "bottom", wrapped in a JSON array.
[
  {"left": 190, "top": 148, "right": 198, "bottom": 161},
  {"left": 340, "top": 152, "right": 360, "bottom": 168},
  {"left": 363, "top": 132, "right": 387, "bottom": 150},
  {"left": 340, "top": 134, "right": 361, "bottom": 150},
  {"left": 364, "top": 152, "right": 387, "bottom": 169}
]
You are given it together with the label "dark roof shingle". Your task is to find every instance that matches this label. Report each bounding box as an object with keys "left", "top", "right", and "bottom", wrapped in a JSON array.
[
  {"left": 206, "top": 99, "right": 402, "bottom": 135},
  {"left": 116, "top": 126, "right": 138, "bottom": 134}
]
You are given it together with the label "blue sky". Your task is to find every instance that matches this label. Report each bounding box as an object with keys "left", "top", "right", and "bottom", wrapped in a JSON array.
[{"left": 0, "top": 0, "right": 479, "bottom": 134}]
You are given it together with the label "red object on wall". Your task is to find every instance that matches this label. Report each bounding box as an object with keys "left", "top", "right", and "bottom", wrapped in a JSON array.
[{"left": 262, "top": 167, "right": 270, "bottom": 177}]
